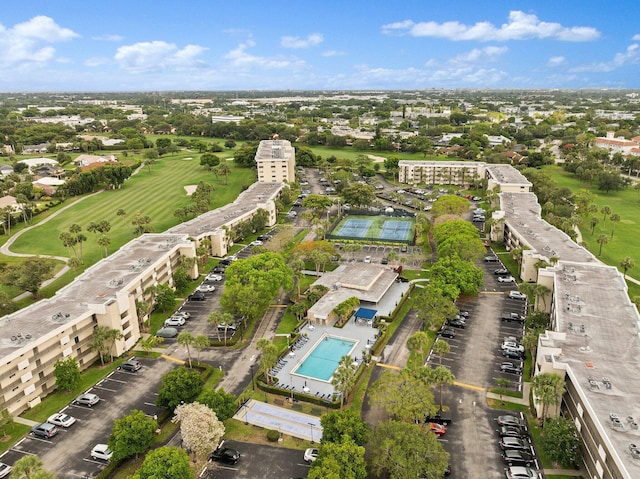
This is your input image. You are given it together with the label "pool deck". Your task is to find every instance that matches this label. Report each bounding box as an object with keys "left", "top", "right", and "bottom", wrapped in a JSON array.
[{"left": 270, "top": 319, "right": 380, "bottom": 400}]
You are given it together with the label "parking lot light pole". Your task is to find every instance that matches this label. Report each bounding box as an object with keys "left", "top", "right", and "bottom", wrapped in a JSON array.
[{"left": 308, "top": 422, "right": 315, "bottom": 444}]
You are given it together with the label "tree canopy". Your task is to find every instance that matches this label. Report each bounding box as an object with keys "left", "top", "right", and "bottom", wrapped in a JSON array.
[
  {"left": 156, "top": 367, "right": 204, "bottom": 410},
  {"left": 108, "top": 409, "right": 157, "bottom": 461},
  {"left": 172, "top": 402, "right": 225, "bottom": 459},
  {"left": 130, "top": 446, "right": 193, "bottom": 479}
]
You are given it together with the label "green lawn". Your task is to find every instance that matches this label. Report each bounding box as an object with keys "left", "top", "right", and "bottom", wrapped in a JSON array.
[
  {"left": 8, "top": 154, "right": 253, "bottom": 265},
  {"left": 543, "top": 165, "right": 640, "bottom": 281}
]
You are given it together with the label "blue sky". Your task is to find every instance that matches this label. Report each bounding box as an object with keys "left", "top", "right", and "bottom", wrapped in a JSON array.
[{"left": 1, "top": 1, "right": 640, "bottom": 91}]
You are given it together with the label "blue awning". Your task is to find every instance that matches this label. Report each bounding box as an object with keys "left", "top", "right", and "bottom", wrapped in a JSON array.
[{"left": 354, "top": 307, "right": 377, "bottom": 320}]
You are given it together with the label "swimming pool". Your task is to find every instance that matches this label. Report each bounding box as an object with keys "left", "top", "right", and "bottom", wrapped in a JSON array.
[{"left": 292, "top": 336, "right": 357, "bottom": 381}]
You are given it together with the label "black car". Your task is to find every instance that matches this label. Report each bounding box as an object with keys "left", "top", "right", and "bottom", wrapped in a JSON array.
[
  {"left": 209, "top": 445, "right": 240, "bottom": 464},
  {"left": 446, "top": 319, "right": 466, "bottom": 329},
  {"left": 502, "top": 349, "right": 525, "bottom": 360},
  {"left": 494, "top": 268, "right": 509, "bottom": 275},
  {"left": 188, "top": 292, "right": 206, "bottom": 301},
  {"left": 502, "top": 449, "right": 535, "bottom": 466},
  {"left": 500, "top": 362, "right": 522, "bottom": 375},
  {"left": 212, "top": 266, "right": 226, "bottom": 274},
  {"left": 439, "top": 328, "right": 456, "bottom": 339},
  {"left": 120, "top": 359, "right": 141, "bottom": 372},
  {"left": 425, "top": 410, "right": 452, "bottom": 426}
]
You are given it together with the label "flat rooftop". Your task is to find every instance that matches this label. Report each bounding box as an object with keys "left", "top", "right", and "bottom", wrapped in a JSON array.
[
  {"left": 501, "top": 191, "right": 597, "bottom": 264},
  {"left": 312, "top": 264, "right": 398, "bottom": 303},
  {"left": 486, "top": 164, "right": 533, "bottom": 186},
  {"left": 0, "top": 233, "right": 191, "bottom": 361},
  {"left": 255, "top": 139, "right": 293, "bottom": 162},
  {"left": 548, "top": 261, "right": 640, "bottom": 475},
  {"left": 167, "top": 181, "right": 283, "bottom": 237}
]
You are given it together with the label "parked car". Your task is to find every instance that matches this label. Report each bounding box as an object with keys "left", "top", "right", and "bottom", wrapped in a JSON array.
[
  {"left": 188, "top": 292, "right": 206, "bottom": 301},
  {"left": 120, "top": 358, "right": 142, "bottom": 372},
  {"left": 381, "top": 257, "right": 389, "bottom": 264},
  {"left": 156, "top": 327, "right": 178, "bottom": 338},
  {"left": 497, "top": 425, "right": 525, "bottom": 438},
  {"left": 439, "top": 328, "right": 456, "bottom": 339},
  {"left": 205, "top": 273, "right": 223, "bottom": 282},
  {"left": 196, "top": 284, "right": 216, "bottom": 293},
  {"left": 504, "top": 466, "right": 539, "bottom": 479},
  {"left": 249, "top": 240, "right": 263, "bottom": 246},
  {"left": 164, "top": 316, "right": 186, "bottom": 327},
  {"left": 47, "top": 413, "right": 77, "bottom": 427},
  {"left": 494, "top": 268, "right": 509, "bottom": 275},
  {"left": 446, "top": 319, "right": 466, "bottom": 329},
  {"left": 74, "top": 393, "right": 100, "bottom": 407},
  {"left": 364, "top": 255, "right": 371, "bottom": 263},
  {"left": 209, "top": 442, "right": 240, "bottom": 464},
  {"left": 502, "top": 449, "right": 535, "bottom": 466},
  {"left": 501, "top": 341, "right": 525, "bottom": 353},
  {"left": 212, "top": 266, "right": 226, "bottom": 274},
  {"left": 498, "top": 275, "right": 516, "bottom": 283},
  {"left": 304, "top": 448, "right": 319, "bottom": 463},
  {"left": 0, "top": 463, "right": 11, "bottom": 478},
  {"left": 31, "top": 422, "right": 59, "bottom": 438},
  {"left": 502, "top": 349, "right": 525, "bottom": 360},
  {"left": 472, "top": 216, "right": 485, "bottom": 222},
  {"left": 497, "top": 415, "right": 522, "bottom": 427},
  {"left": 500, "top": 362, "right": 523, "bottom": 375},
  {"left": 427, "top": 422, "right": 446, "bottom": 435},
  {"left": 508, "top": 291, "right": 527, "bottom": 300},
  {"left": 500, "top": 437, "right": 530, "bottom": 451},
  {"left": 173, "top": 311, "right": 191, "bottom": 319},
  {"left": 457, "top": 310, "right": 470, "bottom": 317},
  {"left": 485, "top": 255, "right": 499, "bottom": 262},
  {"left": 91, "top": 444, "right": 113, "bottom": 461},
  {"left": 218, "top": 322, "right": 237, "bottom": 331},
  {"left": 501, "top": 312, "right": 525, "bottom": 323}
]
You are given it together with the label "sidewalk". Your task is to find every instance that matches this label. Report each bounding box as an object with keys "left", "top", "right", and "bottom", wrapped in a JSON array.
[{"left": 486, "top": 382, "right": 530, "bottom": 406}]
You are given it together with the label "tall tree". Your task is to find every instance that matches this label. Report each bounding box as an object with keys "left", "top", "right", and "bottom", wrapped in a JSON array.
[
  {"left": 320, "top": 409, "right": 370, "bottom": 446},
  {"left": 156, "top": 367, "right": 204, "bottom": 410},
  {"left": 596, "top": 233, "right": 609, "bottom": 256},
  {"left": 609, "top": 213, "right": 620, "bottom": 238},
  {"left": 108, "top": 409, "right": 157, "bottom": 461},
  {"left": 129, "top": 447, "right": 193, "bottom": 479},
  {"left": 406, "top": 331, "right": 431, "bottom": 369},
  {"left": 10, "top": 456, "right": 56, "bottom": 479},
  {"left": 172, "top": 402, "right": 225, "bottom": 460},
  {"left": 330, "top": 355, "right": 358, "bottom": 407},
  {"left": 308, "top": 435, "right": 367, "bottom": 479},
  {"left": 53, "top": 357, "right": 81, "bottom": 392},
  {"left": 431, "top": 366, "right": 455, "bottom": 411},
  {"left": 257, "top": 338, "right": 279, "bottom": 385},
  {"left": 532, "top": 373, "right": 566, "bottom": 426},
  {"left": 177, "top": 331, "right": 195, "bottom": 368},
  {"left": 621, "top": 256, "right": 635, "bottom": 278}
]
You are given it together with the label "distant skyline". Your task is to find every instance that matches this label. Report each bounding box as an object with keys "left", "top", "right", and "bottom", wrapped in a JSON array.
[{"left": 1, "top": 1, "right": 640, "bottom": 92}]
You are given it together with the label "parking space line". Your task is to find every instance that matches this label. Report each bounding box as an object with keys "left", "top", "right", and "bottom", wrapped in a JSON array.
[
  {"left": 453, "top": 381, "right": 485, "bottom": 391},
  {"left": 103, "top": 377, "right": 127, "bottom": 384},
  {"left": 94, "top": 385, "right": 117, "bottom": 392},
  {"left": 162, "top": 354, "right": 186, "bottom": 364},
  {"left": 376, "top": 363, "right": 400, "bottom": 370}
]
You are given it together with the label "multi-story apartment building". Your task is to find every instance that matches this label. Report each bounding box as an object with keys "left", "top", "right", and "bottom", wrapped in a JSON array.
[
  {"left": 0, "top": 180, "right": 284, "bottom": 416},
  {"left": 255, "top": 139, "right": 295, "bottom": 183}
]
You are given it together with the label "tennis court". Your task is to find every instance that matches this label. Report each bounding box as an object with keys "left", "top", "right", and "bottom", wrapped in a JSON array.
[
  {"left": 379, "top": 220, "right": 412, "bottom": 240},
  {"left": 330, "top": 215, "right": 415, "bottom": 242},
  {"left": 336, "top": 218, "right": 373, "bottom": 238}
]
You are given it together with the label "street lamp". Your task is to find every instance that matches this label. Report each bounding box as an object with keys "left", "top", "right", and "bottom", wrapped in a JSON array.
[
  {"left": 249, "top": 364, "right": 255, "bottom": 391},
  {"left": 308, "top": 422, "right": 315, "bottom": 444}
]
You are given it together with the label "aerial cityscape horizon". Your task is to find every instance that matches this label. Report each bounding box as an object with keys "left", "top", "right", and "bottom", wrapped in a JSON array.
[{"left": 1, "top": 0, "right": 640, "bottom": 91}]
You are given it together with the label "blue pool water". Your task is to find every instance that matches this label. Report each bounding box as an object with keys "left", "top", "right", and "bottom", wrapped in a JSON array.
[{"left": 293, "top": 336, "right": 357, "bottom": 381}]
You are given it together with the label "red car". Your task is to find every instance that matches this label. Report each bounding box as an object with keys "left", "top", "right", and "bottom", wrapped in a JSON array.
[{"left": 427, "top": 422, "right": 447, "bottom": 435}]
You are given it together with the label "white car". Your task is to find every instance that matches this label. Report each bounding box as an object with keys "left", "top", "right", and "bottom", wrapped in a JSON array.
[
  {"left": 47, "top": 413, "right": 77, "bottom": 428},
  {"left": 165, "top": 316, "right": 186, "bottom": 327},
  {"left": 304, "top": 447, "right": 318, "bottom": 463},
  {"left": 173, "top": 311, "right": 191, "bottom": 319},
  {"left": 501, "top": 341, "right": 525, "bottom": 353},
  {"left": 508, "top": 291, "right": 527, "bottom": 300},
  {"left": 364, "top": 256, "right": 371, "bottom": 263},
  {"left": 205, "top": 273, "right": 223, "bottom": 282},
  {"left": 91, "top": 444, "right": 113, "bottom": 461},
  {"left": 498, "top": 276, "right": 515, "bottom": 283},
  {"left": 196, "top": 284, "right": 216, "bottom": 293},
  {"left": 249, "top": 240, "right": 263, "bottom": 246},
  {"left": 0, "top": 462, "right": 12, "bottom": 478}
]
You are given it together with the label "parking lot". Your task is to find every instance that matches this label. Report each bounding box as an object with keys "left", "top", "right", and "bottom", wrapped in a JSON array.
[
  {"left": 424, "top": 242, "right": 534, "bottom": 477},
  {"left": 2, "top": 357, "right": 175, "bottom": 478}
]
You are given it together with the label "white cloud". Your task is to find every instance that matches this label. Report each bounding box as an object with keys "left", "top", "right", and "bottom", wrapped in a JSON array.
[
  {"left": 382, "top": 10, "right": 600, "bottom": 42},
  {"left": 322, "top": 50, "right": 346, "bottom": 57},
  {"left": 570, "top": 43, "right": 640, "bottom": 73},
  {"left": 633, "top": 34, "right": 640, "bottom": 41},
  {"left": 224, "top": 39, "right": 305, "bottom": 70},
  {"left": 114, "top": 41, "right": 208, "bottom": 73},
  {"left": 281, "top": 33, "right": 323, "bottom": 49},
  {"left": 85, "top": 57, "right": 109, "bottom": 67},
  {"left": 92, "top": 34, "right": 124, "bottom": 42},
  {"left": 0, "top": 16, "right": 79, "bottom": 66},
  {"left": 450, "top": 46, "right": 508, "bottom": 63},
  {"left": 548, "top": 56, "right": 565, "bottom": 66}
]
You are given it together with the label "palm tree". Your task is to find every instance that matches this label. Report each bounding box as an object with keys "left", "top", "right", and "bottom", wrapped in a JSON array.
[
  {"left": 177, "top": 331, "right": 195, "bottom": 368},
  {"left": 97, "top": 235, "right": 111, "bottom": 257},
  {"left": 406, "top": 331, "right": 431, "bottom": 368},
  {"left": 431, "top": 365, "right": 455, "bottom": 411},
  {"left": 330, "top": 355, "right": 357, "bottom": 407},
  {"left": 596, "top": 234, "right": 609, "bottom": 256},
  {"left": 432, "top": 338, "right": 451, "bottom": 366},
  {"left": 257, "top": 338, "right": 279, "bottom": 385},
  {"left": 609, "top": 213, "right": 620, "bottom": 238},
  {"left": 521, "top": 330, "right": 540, "bottom": 376},
  {"left": 208, "top": 311, "right": 233, "bottom": 344},
  {"left": 193, "top": 334, "right": 210, "bottom": 364},
  {"left": 532, "top": 373, "right": 566, "bottom": 426},
  {"left": 589, "top": 216, "right": 599, "bottom": 235},
  {"left": 621, "top": 257, "right": 635, "bottom": 278},
  {"left": 533, "top": 284, "right": 551, "bottom": 310},
  {"left": 601, "top": 205, "right": 611, "bottom": 227}
]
